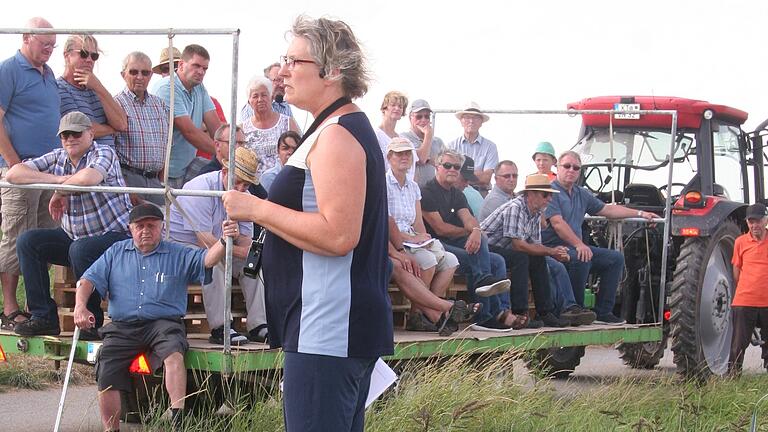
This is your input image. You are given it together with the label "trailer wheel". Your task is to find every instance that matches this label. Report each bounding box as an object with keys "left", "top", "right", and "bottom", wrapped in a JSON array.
[
  {"left": 528, "top": 346, "right": 585, "bottom": 379},
  {"left": 669, "top": 219, "right": 739, "bottom": 379},
  {"left": 617, "top": 333, "right": 668, "bottom": 369}
]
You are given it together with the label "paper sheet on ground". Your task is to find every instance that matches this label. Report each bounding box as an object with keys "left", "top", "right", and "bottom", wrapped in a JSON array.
[
  {"left": 468, "top": 323, "right": 517, "bottom": 333},
  {"left": 365, "top": 358, "right": 398, "bottom": 408},
  {"left": 402, "top": 238, "right": 434, "bottom": 248}
]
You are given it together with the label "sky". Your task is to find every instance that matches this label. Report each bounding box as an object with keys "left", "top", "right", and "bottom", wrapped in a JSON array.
[{"left": 2, "top": 0, "right": 766, "bottom": 177}]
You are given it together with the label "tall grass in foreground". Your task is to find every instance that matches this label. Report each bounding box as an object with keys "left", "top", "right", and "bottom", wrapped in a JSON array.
[{"left": 128, "top": 350, "right": 768, "bottom": 431}]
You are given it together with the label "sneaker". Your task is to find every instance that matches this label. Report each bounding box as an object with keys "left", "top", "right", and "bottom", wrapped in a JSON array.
[
  {"left": 526, "top": 318, "right": 544, "bottom": 329},
  {"left": 14, "top": 316, "right": 60, "bottom": 336},
  {"left": 247, "top": 325, "right": 269, "bottom": 343},
  {"left": 561, "top": 305, "right": 596, "bottom": 326},
  {"left": 538, "top": 312, "right": 569, "bottom": 328},
  {"left": 405, "top": 312, "right": 438, "bottom": 332},
  {"left": 209, "top": 326, "right": 249, "bottom": 345},
  {"left": 594, "top": 313, "right": 626, "bottom": 326},
  {"left": 474, "top": 275, "right": 511, "bottom": 297}
]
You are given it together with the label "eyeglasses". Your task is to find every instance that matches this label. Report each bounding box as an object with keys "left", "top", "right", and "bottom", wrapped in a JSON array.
[
  {"left": 60, "top": 131, "right": 83, "bottom": 139},
  {"left": 280, "top": 55, "right": 317, "bottom": 70},
  {"left": 496, "top": 173, "right": 518, "bottom": 179},
  {"left": 71, "top": 48, "right": 99, "bottom": 61},
  {"left": 540, "top": 191, "right": 553, "bottom": 198},
  {"left": 412, "top": 113, "right": 431, "bottom": 120},
  {"left": 441, "top": 163, "right": 461, "bottom": 171},
  {"left": 158, "top": 64, "right": 171, "bottom": 74},
  {"left": 561, "top": 163, "right": 581, "bottom": 171},
  {"left": 127, "top": 69, "right": 152, "bottom": 77},
  {"left": 30, "top": 35, "right": 57, "bottom": 50}
]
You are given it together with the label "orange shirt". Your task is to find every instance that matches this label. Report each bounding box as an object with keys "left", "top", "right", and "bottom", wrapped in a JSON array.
[
  {"left": 731, "top": 232, "right": 768, "bottom": 307},
  {"left": 530, "top": 171, "right": 557, "bottom": 182}
]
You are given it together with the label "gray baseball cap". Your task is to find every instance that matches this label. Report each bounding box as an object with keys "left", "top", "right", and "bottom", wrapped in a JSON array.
[
  {"left": 409, "top": 99, "right": 432, "bottom": 114},
  {"left": 57, "top": 111, "right": 92, "bottom": 136}
]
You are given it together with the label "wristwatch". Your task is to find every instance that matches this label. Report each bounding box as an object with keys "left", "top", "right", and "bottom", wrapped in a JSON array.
[{"left": 220, "top": 237, "right": 227, "bottom": 247}]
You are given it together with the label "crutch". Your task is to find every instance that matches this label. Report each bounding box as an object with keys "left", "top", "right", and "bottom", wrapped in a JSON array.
[{"left": 54, "top": 316, "right": 94, "bottom": 432}]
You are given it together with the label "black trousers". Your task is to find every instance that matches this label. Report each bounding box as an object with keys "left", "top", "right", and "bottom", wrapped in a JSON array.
[
  {"left": 489, "top": 244, "right": 554, "bottom": 316},
  {"left": 728, "top": 306, "right": 768, "bottom": 373}
]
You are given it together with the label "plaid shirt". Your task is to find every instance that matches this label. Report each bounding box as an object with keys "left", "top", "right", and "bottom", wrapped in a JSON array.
[
  {"left": 386, "top": 169, "right": 422, "bottom": 234},
  {"left": 24, "top": 143, "right": 131, "bottom": 240},
  {"left": 113, "top": 88, "right": 169, "bottom": 171},
  {"left": 480, "top": 195, "right": 541, "bottom": 249}
]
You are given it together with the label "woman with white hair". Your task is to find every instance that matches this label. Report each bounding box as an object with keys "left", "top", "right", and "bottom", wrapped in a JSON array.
[{"left": 241, "top": 76, "right": 299, "bottom": 176}]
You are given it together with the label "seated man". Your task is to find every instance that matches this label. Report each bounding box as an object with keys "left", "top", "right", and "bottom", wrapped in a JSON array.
[
  {"left": 7, "top": 112, "right": 132, "bottom": 337},
  {"left": 481, "top": 174, "right": 593, "bottom": 327},
  {"left": 478, "top": 160, "right": 518, "bottom": 222},
  {"left": 73, "top": 204, "right": 237, "bottom": 430},
  {"left": 420, "top": 150, "right": 523, "bottom": 329},
  {"left": 542, "top": 151, "right": 657, "bottom": 325},
  {"left": 454, "top": 155, "right": 484, "bottom": 218},
  {"left": 168, "top": 147, "right": 267, "bottom": 345}
]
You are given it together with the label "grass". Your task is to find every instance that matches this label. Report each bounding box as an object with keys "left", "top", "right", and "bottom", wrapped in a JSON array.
[{"left": 0, "top": 354, "right": 93, "bottom": 392}]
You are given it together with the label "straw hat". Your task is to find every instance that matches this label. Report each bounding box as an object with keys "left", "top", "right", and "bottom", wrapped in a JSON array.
[
  {"left": 522, "top": 174, "right": 559, "bottom": 194},
  {"left": 454, "top": 101, "right": 490, "bottom": 122},
  {"left": 152, "top": 47, "right": 181, "bottom": 74},
  {"left": 222, "top": 147, "right": 259, "bottom": 185}
]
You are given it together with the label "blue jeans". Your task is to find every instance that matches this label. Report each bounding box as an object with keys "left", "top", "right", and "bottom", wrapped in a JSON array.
[
  {"left": 442, "top": 235, "right": 509, "bottom": 323},
  {"left": 545, "top": 257, "right": 578, "bottom": 315},
  {"left": 283, "top": 352, "right": 376, "bottom": 432},
  {"left": 564, "top": 246, "right": 624, "bottom": 316},
  {"left": 17, "top": 227, "right": 129, "bottom": 326}
]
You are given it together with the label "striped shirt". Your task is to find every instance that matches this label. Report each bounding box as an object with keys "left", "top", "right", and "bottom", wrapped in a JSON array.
[
  {"left": 57, "top": 78, "right": 113, "bottom": 146},
  {"left": 385, "top": 169, "right": 421, "bottom": 234},
  {"left": 113, "top": 88, "right": 169, "bottom": 171},
  {"left": 481, "top": 194, "right": 541, "bottom": 249},
  {"left": 24, "top": 143, "right": 131, "bottom": 239}
]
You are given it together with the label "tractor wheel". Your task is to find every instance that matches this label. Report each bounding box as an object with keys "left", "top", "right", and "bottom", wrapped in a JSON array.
[
  {"left": 617, "top": 332, "right": 668, "bottom": 369},
  {"left": 669, "top": 219, "right": 740, "bottom": 379},
  {"left": 529, "top": 346, "right": 586, "bottom": 379}
]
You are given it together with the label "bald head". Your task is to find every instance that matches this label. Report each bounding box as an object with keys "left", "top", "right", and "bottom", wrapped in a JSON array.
[
  {"left": 21, "top": 17, "right": 55, "bottom": 69},
  {"left": 26, "top": 17, "right": 53, "bottom": 29}
]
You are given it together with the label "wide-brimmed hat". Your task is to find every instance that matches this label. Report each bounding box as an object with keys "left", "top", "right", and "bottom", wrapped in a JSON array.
[
  {"left": 454, "top": 101, "right": 490, "bottom": 122},
  {"left": 460, "top": 156, "right": 479, "bottom": 182},
  {"left": 222, "top": 147, "right": 259, "bottom": 185},
  {"left": 57, "top": 111, "right": 92, "bottom": 136},
  {"left": 387, "top": 137, "right": 415, "bottom": 153},
  {"left": 152, "top": 47, "right": 181, "bottom": 74},
  {"left": 523, "top": 174, "right": 559, "bottom": 194}
]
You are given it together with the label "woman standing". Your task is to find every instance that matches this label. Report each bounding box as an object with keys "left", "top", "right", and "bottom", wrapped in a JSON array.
[
  {"left": 241, "top": 76, "right": 299, "bottom": 176},
  {"left": 222, "top": 16, "right": 392, "bottom": 432}
]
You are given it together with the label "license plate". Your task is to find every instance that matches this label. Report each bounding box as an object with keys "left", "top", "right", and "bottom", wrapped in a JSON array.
[{"left": 614, "top": 103, "right": 641, "bottom": 120}]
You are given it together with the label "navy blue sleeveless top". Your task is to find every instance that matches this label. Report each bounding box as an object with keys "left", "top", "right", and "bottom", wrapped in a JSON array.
[{"left": 262, "top": 111, "right": 394, "bottom": 358}]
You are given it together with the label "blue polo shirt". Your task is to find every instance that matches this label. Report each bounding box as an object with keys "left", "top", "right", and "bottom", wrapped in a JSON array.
[
  {"left": 541, "top": 180, "right": 605, "bottom": 247},
  {"left": 155, "top": 75, "right": 215, "bottom": 178},
  {"left": 0, "top": 50, "right": 60, "bottom": 164},
  {"left": 83, "top": 239, "right": 211, "bottom": 322}
]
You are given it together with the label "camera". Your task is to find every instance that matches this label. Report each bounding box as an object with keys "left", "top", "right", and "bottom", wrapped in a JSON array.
[{"left": 243, "top": 228, "right": 266, "bottom": 279}]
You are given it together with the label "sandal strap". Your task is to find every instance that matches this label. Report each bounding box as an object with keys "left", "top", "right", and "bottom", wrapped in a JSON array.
[{"left": 7, "top": 310, "right": 31, "bottom": 321}]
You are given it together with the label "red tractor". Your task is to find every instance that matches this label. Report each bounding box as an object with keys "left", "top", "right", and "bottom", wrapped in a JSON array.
[{"left": 562, "top": 96, "right": 763, "bottom": 378}]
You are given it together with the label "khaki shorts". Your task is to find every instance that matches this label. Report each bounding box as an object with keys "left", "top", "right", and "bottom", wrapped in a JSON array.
[
  {"left": 405, "top": 240, "right": 459, "bottom": 271},
  {"left": 0, "top": 168, "right": 57, "bottom": 274}
]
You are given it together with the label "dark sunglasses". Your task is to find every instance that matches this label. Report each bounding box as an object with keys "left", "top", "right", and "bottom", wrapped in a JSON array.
[
  {"left": 561, "top": 163, "right": 581, "bottom": 171},
  {"left": 496, "top": 173, "right": 518, "bottom": 179},
  {"left": 412, "top": 113, "right": 431, "bottom": 120},
  {"left": 441, "top": 162, "right": 461, "bottom": 170},
  {"left": 60, "top": 131, "right": 83, "bottom": 139},
  {"left": 128, "top": 69, "right": 152, "bottom": 77},
  {"left": 77, "top": 49, "right": 99, "bottom": 61},
  {"left": 540, "top": 191, "right": 553, "bottom": 198}
]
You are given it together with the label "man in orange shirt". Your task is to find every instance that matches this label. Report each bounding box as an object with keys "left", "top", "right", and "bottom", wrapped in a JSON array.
[{"left": 729, "top": 203, "right": 768, "bottom": 374}]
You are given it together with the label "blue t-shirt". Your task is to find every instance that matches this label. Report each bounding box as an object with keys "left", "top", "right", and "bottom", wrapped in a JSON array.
[
  {"left": 0, "top": 51, "right": 60, "bottom": 164},
  {"left": 83, "top": 239, "right": 210, "bottom": 322},
  {"left": 154, "top": 75, "right": 215, "bottom": 178},
  {"left": 542, "top": 180, "right": 605, "bottom": 247},
  {"left": 57, "top": 78, "right": 113, "bottom": 146}
]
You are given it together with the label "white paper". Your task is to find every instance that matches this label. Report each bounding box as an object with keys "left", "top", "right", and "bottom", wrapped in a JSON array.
[
  {"left": 365, "top": 358, "right": 398, "bottom": 408},
  {"left": 402, "top": 238, "right": 435, "bottom": 249}
]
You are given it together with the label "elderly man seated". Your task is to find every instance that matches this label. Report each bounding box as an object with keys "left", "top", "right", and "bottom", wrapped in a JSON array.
[
  {"left": 7, "top": 112, "right": 132, "bottom": 337},
  {"left": 73, "top": 204, "right": 238, "bottom": 431},
  {"left": 168, "top": 147, "right": 267, "bottom": 345}
]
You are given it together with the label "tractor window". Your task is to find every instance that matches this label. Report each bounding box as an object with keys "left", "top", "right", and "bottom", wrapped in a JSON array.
[{"left": 712, "top": 124, "right": 744, "bottom": 202}]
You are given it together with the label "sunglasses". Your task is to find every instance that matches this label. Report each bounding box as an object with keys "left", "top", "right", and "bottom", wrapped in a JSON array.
[
  {"left": 561, "top": 163, "right": 581, "bottom": 171},
  {"left": 128, "top": 69, "right": 152, "bottom": 77},
  {"left": 540, "top": 191, "right": 553, "bottom": 198},
  {"left": 412, "top": 113, "right": 431, "bottom": 120},
  {"left": 496, "top": 173, "right": 518, "bottom": 179},
  {"left": 441, "top": 163, "right": 461, "bottom": 171},
  {"left": 76, "top": 49, "right": 99, "bottom": 61},
  {"left": 60, "top": 131, "right": 83, "bottom": 139}
]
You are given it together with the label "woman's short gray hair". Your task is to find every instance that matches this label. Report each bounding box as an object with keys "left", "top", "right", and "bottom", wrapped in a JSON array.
[
  {"left": 290, "top": 15, "right": 370, "bottom": 99},
  {"left": 247, "top": 75, "right": 273, "bottom": 98}
]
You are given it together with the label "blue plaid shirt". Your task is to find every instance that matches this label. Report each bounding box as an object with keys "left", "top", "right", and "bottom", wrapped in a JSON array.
[
  {"left": 24, "top": 143, "right": 131, "bottom": 239},
  {"left": 113, "top": 87, "right": 169, "bottom": 172},
  {"left": 481, "top": 195, "right": 542, "bottom": 249}
]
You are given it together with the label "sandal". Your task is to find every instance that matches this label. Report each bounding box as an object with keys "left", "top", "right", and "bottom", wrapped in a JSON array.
[
  {"left": 0, "top": 310, "right": 31, "bottom": 331},
  {"left": 448, "top": 300, "right": 482, "bottom": 323},
  {"left": 434, "top": 312, "right": 459, "bottom": 337},
  {"left": 497, "top": 310, "right": 529, "bottom": 330}
]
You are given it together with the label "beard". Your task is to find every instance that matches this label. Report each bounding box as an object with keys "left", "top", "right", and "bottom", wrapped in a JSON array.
[{"left": 274, "top": 93, "right": 284, "bottom": 103}]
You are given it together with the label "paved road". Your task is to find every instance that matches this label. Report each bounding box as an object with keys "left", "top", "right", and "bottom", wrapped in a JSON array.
[{"left": 0, "top": 344, "right": 764, "bottom": 431}]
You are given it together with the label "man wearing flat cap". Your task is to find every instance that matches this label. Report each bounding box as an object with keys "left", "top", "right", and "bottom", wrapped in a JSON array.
[
  {"left": 728, "top": 202, "right": 768, "bottom": 374},
  {"left": 73, "top": 203, "right": 239, "bottom": 430},
  {"left": 168, "top": 147, "right": 268, "bottom": 345},
  {"left": 448, "top": 101, "right": 499, "bottom": 194},
  {"left": 6, "top": 111, "right": 133, "bottom": 337}
]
